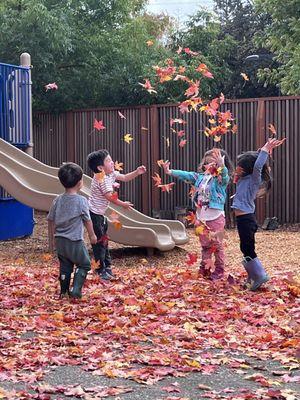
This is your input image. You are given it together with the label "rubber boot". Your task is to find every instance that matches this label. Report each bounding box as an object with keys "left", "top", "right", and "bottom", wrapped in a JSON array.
[
  {"left": 70, "top": 268, "right": 87, "bottom": 298},
  {"left": 242, "top": 257, "right": 252, "bottom": 289},
  {"left": 244, "top": 257, "right": 269, "bottom": 291},
  {"left": 59, "top": 273, "right": 71, "bottom": 298}
]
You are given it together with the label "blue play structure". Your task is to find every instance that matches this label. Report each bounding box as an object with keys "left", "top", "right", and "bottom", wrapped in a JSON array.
[{"left": 0, "top": 59, "right": 34, "bottom": 240}]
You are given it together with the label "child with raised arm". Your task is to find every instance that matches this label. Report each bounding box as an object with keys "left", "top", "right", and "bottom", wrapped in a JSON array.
[
  {"left": 232, "top": 138, "right": 285, "bottom": 291},
  {"left": 163, "top": 148, "right": 233, "bottom": 280},
  {"left": 87, "top": 149, "right": 146, "bottom": 280},
  {"left": 47, "top": 163, "right": 97, "bottom": 299}
]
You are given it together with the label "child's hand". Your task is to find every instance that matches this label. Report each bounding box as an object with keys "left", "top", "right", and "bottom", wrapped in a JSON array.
[
  {"left": 162, "top": 161, "right": 172, "bottom": 175},
  {"left": 136, "top": 165, "right": 146, "bottom": 175},
  {"left": 122, "top": 201, "right": 134, "bottom": 209},
  {"left": 212, "top": 148, "right": 225, "bottom": 167},
  {"left": 263, "top": 138, "right": 286, "bottom": 154},
  {"left": 89, "top": 234, "right": 97, "bottom": 245}
]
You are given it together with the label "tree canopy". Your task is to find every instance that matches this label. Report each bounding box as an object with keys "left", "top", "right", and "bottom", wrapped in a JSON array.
[
  {"left": 0, "top": 0, "right": 296, "bottom": 112},
  {"left": 254, "top": 0, "right": 300, "bottom": 95}
]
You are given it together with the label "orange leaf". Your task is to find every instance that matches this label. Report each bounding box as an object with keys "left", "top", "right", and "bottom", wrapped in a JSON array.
[
  {"left": 152, "top": 173, "right": 162, "bottom": 187},
  {"left": 157, "top": 159, "right": 165, "bottom": 167},
  {"left": 138, "top": 79, "right": 157, "bottom": 94},
  {"left": 241, "top": 72, "right": 249, "bottom": 81},
  {"left": 158, "top": 182, "right": 175, "bottom": 192},
  {"left": 95, "top": 171, "right": 105, "bottom": 182},
  {"left": 185, "top": 211, "right": 196, "bottom": 226},
  {"left": 114, "top": 161, "right": 123, "bottom": 171},
  {"left": 110, "top": 211, "right": 122, "bottom": 230},
  {"left": 111, "top": 192, "right": 118, "bottom": 201}
]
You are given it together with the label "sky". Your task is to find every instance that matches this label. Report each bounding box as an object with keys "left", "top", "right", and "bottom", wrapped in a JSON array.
[{"left": 146, "top": 0, "right": 214, "bottom": 23}]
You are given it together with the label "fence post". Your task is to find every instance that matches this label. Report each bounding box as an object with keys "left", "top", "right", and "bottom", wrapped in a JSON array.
[
  {"left": 66, "top": 111, "right": 75, "bottom": 162},
  {"left": 150, "top": 105, "right": 160, "bottom": 214},
  {"left": 256, "top": 99, "right": 266, "bottom": 224},
  {"left": 140, "top": 106, "right": 150, "bottom": 215}
]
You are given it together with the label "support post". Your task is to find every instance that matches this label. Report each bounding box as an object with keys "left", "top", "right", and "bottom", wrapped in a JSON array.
[{"left": 20, "top": 53, "right": 33, "bottom": 156}]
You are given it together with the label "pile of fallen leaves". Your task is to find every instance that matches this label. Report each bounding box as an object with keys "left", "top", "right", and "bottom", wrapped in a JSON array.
[{"left": 0, "top": 213, "right": 299, "bottom": 399}]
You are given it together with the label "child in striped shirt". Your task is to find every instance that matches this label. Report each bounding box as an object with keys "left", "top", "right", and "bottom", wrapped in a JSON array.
[{"left": 87, "top": 149, "right": 146, "bottom": 280}]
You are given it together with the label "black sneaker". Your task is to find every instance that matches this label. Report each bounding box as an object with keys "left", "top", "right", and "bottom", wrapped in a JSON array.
[
  {"left": 101, "top": 270, "right": 113, "bottom": 280},
  {"left": 105, "top": 268, "right": 116, "bottom": 279}
]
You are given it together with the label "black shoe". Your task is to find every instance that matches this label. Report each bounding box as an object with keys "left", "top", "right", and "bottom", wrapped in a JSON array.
[
  {"left": 59, "top": 292, "right": 70, "bottom": 299},
  {"left": 95, "top": 266, "right": 113, "bottom": 280},
  {"left": 105, "top": 267, "right": 116, "bottom": 279}
]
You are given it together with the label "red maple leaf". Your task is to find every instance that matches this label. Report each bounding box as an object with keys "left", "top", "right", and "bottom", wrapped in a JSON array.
[
  {"left": 186, "top": 252, "right": 198, "bottom": 266},
  {"left": 94, "top": 118, "right": 105, "bottom": 131}
]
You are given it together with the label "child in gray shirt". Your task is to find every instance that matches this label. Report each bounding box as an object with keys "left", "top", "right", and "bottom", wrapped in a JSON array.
[{"left": 47, "top": 163, "right": 97, "bottom": 299}]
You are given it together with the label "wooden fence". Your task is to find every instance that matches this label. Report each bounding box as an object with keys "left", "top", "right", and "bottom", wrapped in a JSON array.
[{"left": 33, "top": 96, "right": 300, "bottom": 225}]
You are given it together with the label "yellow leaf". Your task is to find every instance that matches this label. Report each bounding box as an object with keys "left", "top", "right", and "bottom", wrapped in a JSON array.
[
  {"left": 195, "top": 225, "right": 205, "bottom": 235},
  {"left": 124, "top": 133, "right": 133, "bottom": 144}
]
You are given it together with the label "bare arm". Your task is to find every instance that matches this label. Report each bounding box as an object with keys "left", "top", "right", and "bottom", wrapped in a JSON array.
[
  {"left": 104, "top": 192, "right": 133, "bottom": 209},
  {"left": 48, "top": 220, "right": 55, "bottom": 252},
  {"left": 84, "top": 220, "right": 97, "bottom": 244},
  {"left": 117, "top": 165, "right": 146, "bottom": 182}
]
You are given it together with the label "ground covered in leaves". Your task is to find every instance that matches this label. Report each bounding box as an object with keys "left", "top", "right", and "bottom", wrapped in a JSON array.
[{"left": 0, "top": 212, "right": 299, "bottom": 399}]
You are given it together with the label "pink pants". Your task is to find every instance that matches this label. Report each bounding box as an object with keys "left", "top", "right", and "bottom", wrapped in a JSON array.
[{"left": 198, "top": 215, "right": 225, "bottom": 280}]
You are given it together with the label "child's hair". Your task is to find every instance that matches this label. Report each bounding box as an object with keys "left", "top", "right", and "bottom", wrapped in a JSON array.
[
  {"left": 198, "top": 148, "right": 234, "bottom": 177},
  {"left": 87, "top": 149, "right": 110, "bottom": 173},
  {"left": 236, "top": 150, "right": 272, "bottom": 196},
  {"left": 58, "top": 163, "right": 83, "bottom": 188}
]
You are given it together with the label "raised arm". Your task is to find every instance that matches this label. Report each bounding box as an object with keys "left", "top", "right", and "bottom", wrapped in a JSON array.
[
  {"left": 252, "top": 138, "right": 285, "bottom": 183},
  {"left": 117, "top": 165, "right": 146, "bottom": 182},
  {"left": 162, "top": 161, "right": 197, "bottom": 185}
]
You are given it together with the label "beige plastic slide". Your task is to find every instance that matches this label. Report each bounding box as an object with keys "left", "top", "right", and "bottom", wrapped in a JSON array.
[{"left": 0, "top": 138, "right": 189, "bottom": 250}]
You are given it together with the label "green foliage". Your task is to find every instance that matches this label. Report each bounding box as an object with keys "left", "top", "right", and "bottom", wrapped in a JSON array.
[
  {"left": 0, "top": 0, "right": 172, "bottom": 111},
  {"left": 255, "top": 0, "right": 300, "bottom": 95}
]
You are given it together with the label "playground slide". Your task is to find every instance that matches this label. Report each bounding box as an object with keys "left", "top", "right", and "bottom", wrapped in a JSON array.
[{"left": 0, "top": 139, "right": 189, "bottom": 250}]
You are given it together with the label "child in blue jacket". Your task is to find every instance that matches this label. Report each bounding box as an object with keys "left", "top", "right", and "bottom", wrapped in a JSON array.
[{"left": 163, "top": 148, "right": 233, "bottom": 280}]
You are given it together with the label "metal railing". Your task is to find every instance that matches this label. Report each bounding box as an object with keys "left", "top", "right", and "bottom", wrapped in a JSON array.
[{"left": 0, "top": 62, "right": 31, "bottom": 147}]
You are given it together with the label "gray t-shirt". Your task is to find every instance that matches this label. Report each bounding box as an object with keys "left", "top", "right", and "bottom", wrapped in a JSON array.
[{"left": 47, "top": 193, "right": 91, "bottom": 241}]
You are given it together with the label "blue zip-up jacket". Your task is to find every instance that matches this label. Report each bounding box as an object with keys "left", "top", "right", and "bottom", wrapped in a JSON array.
[
  {"left": 171, "top": 166, "right": 230, "bottom": 210},
  {"left": 232, "top": 149, "right": 268, "bottom": 213}
]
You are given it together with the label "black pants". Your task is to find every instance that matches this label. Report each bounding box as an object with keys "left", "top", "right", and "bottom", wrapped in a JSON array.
[
  {"left": 236, "top": 213, "right": 258, "bottom": 259},
  {"left": 90, "top": 211, "right": 111, "bottom": 269},
  {"left": 56, "top": 237, "right": 91, "bottom": 276}
]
